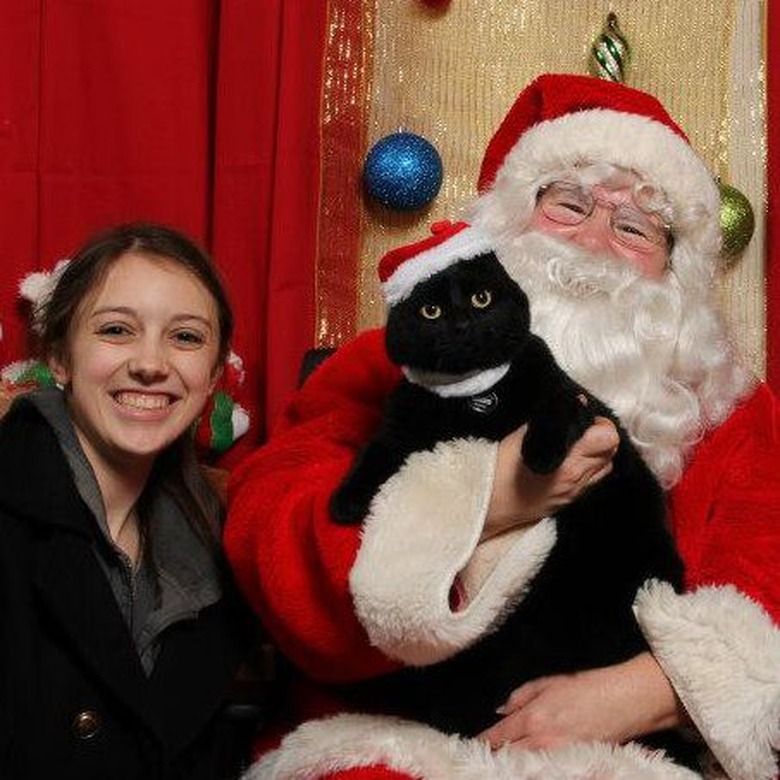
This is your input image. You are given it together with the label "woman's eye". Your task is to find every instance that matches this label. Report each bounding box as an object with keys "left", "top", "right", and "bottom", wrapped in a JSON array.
[
  {"left": 471, "top": 290, "right": 492, "bottom": 309},
  {"left": 173, "top": 329, "right": 205, "bottom": 347},
  {"left": 96, "top": 323, "right": 132, "bottom": 339},
  {"left": 420, "top": 304, "right": 442, "bottom": 320}
]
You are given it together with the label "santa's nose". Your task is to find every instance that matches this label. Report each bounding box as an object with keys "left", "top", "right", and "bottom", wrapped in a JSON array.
[{"left": 564, "top": 209, "right": 614, "bottom": 254}]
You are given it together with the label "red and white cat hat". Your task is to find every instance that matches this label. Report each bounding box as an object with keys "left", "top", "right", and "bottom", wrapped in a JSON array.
[{"left": 379, "top": 219, "right": 493, "bottom": 306}]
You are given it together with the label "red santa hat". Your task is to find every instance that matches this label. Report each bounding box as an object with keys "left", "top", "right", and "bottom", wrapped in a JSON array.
[
  {"left": 471, "top": 73, "right": 722, "bottom": 288},
  {"left": 379, "top": 220, "right": 494, "bottom": 305}
]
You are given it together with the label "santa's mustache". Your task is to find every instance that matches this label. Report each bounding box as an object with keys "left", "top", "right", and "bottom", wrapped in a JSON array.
[
  {"left": 500, "top": 231, "right": 685, "bottom": 349},
  {"left": 500, "top": 231, "right": 658, "bottom": 301}
]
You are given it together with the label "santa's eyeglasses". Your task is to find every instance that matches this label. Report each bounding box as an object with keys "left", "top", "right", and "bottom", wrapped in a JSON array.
[{"left": 536, "top": 181, "right": 673, "bottom": 253}]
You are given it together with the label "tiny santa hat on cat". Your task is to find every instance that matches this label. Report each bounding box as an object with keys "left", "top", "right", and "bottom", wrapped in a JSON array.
[
  {"left": 471, "top": 73, "right": 722, "bottom": 285},
  {"left": 379, "top": 220, "right": 493, "bottom": 305}
]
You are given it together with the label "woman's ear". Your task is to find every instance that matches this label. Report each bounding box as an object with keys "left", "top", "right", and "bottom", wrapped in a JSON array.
[{"left": 47, "top": 352, "right": 71, "bottom": 388}]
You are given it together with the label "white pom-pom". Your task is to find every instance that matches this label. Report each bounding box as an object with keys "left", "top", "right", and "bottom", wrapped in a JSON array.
[
  {"left": 226, "top": 350, "right": 245, "bottom": 384},
  {"left": 19, "top": 259, "right": 69, "bottom": 304},
  {"left": 18, "top": 259, "right": 70, "bottom": 332},
  {"left": 1, "top": 359, "right": 36, "bottom": 383},
  {"left": 231, "top": 405, "right": 250, "bottom": 440},
  {"left": 19, "top": 270, "right": 51, "bottom": 304}
]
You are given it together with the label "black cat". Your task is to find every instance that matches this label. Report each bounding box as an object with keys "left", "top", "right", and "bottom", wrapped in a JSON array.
[{"left": 329, "top": 250, "right": 685, "bottom": 752}]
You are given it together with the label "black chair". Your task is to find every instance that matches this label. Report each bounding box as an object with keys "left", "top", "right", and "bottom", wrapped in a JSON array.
[{"left": 297, "top": 346, "right": 336, "bottom": 387}]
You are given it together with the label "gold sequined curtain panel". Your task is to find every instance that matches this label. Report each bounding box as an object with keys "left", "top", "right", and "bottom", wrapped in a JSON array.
[
  {"left": 768, "top": 0, "right": 780, "bottom": 389},
  {"left": 317, "top": 0, "right": 775, "bottom": 389}
]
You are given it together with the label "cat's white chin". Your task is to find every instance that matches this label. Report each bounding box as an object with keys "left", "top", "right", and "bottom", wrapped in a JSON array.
[{"left": 402, "top": 363, "right": 511, "bottom": 398}]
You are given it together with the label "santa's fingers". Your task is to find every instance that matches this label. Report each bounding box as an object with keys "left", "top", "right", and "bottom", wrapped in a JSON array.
[
  {"left": 585, "top": 460, "right": 613, "bottom": 486},
  {"left": 554, "top": 419, "right": 618, "bottom": 482},
  {"left": 477, "top": 708, "right": 527, "bottom": 748},
  {"left": 574, "top": 416, "right": 620, "bottom": 458},
  {"left": 504, "top": 734, "right": 569, "bottom": 752},
  {"left": 551, "top": 458, "right": 613, "bottom": 503},
  {"left": 477, "top": 681, "right": 549, "bottom": 748},
  {"left": 497, "top": 678, "right": 549, "bottom": 714},
  {"left": 478, "top": 701, "right": 566, "bottom": 750}
]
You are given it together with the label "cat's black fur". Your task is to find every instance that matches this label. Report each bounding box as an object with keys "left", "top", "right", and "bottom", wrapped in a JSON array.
[{"left": 329, "top": 251, "right": 686, "bottom": 755}]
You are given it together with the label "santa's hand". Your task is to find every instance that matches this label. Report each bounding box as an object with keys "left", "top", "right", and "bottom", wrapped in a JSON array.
[
  {"left": 477, "top": 653, "right": 684, "bottom": 751},
  {"left": 483, "top": 416, "right": 619, "bottom": 539}
]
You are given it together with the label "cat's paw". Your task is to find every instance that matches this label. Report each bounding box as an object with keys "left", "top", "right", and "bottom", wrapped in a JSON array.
[{"left": 521, "top": 392, "right": 595, "bottom": 474}]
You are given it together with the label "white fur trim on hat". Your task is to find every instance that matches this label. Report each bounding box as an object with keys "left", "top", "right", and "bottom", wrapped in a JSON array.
[
  {"left": 497, "top": 109, "right": 717, "bottom": 223},
  {"left": 634, "top": 580, "right": 780, "bottom": 780},
  {"left": 350, "top": 437, "right": 557, "bottom": 665},
  {"left": 382, "top": 226, "right": 495, "bottom": 306}
]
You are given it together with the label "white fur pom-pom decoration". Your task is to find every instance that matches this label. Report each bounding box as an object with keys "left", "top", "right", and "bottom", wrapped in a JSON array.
[{"left": 18, "top": 259, "right": 70, "bottom": 332}]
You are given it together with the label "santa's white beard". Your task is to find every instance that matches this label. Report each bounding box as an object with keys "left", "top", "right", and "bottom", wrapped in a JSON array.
[{"left": 499, "top": 232, "right": 753, "bottom": 488}]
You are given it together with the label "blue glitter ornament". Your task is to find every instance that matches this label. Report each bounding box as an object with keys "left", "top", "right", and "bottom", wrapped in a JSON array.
[{"left": 363, "top": 132, "right": 443, "bottom": 211}]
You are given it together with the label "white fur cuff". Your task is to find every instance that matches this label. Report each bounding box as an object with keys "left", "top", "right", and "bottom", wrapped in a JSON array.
[
  {"left": 634, "top": 580, "right": 780, "bottom": 780},
  {"left": 244, "top": 713, "right": 701, "bottom": 780},
  {"left": 350, "top": 438, "right": 556, "bottom": 665}
]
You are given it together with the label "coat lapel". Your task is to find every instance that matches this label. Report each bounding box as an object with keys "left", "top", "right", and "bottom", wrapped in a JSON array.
[
  {"left": 1, "top": 400, "right": 153, "bottom": 729},
  {"left": 149, "top": 592, "right": 246, "bottom": 757},
  {"left": 33, "top": 524, "right": 154, "bottom": 727}
]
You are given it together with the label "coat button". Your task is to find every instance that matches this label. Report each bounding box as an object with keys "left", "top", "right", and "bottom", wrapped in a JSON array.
[{"left": 72, "top": 710, "right": 101, "bottom": 739}]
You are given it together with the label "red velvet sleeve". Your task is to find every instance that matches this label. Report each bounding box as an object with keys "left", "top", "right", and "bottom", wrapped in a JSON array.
[
  {"left": 224, "top": 329, "right": 404, "bottom": 682},
  {"left": 669, "top": 383, "right": 780, "bottom": 625}
]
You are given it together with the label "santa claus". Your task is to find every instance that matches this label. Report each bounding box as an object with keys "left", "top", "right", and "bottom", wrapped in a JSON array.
[{"left": 226, "top": 74, "right": 780, "bottom": 780}]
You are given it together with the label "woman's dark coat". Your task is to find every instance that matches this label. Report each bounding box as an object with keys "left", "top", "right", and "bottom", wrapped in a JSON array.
[{"left": 0, "top": 398, "right": 249, "bottom": 780}]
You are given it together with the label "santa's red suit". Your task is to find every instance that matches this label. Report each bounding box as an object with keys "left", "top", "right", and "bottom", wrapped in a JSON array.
[
  {"left": 227, "top": 329, "right": 780, "bottom": 780},
  {"left": 225, "top": 75, "right": 780, "bottom": 780}
]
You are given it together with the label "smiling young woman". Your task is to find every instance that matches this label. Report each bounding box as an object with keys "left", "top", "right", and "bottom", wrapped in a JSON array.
[
  {"left": 47, "top": 251, "right": 224, "bottom": 556},
  {"left": 0, "top": 223, "right": 252, "bottom": 780}
]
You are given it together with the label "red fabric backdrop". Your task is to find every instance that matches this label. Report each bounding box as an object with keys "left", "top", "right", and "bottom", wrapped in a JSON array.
[
  {"left": 0, "top": 1, "right": 326, "bottom": 463},
  {"left": 210, "top": 1, "right": 326, "bottom": 461},
  {"left": 0, "top": 1, "right": 778, "bottom": 462},
  {"left": 0, "top": 1, "right": 218, "bottom": 362}
]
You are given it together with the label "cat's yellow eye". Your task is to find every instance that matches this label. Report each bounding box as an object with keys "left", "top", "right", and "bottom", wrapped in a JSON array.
[
  {"left": 471, "top": 290, "right": 492, "bottom": 309},
  {"left": 420, "top": 304, "right": 442, "bottom": 320}
]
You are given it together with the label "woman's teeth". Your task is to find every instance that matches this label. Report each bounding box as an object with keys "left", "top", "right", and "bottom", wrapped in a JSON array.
[{"left": 114, "top": 392, "right": 170, "bottom": 410}]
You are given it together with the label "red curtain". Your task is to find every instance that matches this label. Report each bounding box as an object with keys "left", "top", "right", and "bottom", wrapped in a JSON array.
[
  {"left": 0, "top": 1, "right": 326, "bottom": 463},
  {"left": 210, "top": 1, "right": 327, "bottom": 462},
  {"left": 0, "top": 1, "right": 217, "bottom": 359}
]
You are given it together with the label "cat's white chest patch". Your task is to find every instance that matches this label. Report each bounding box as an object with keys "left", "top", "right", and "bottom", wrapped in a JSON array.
[{"left": 402, "top": 362, "right": 511, "bottom": 398}]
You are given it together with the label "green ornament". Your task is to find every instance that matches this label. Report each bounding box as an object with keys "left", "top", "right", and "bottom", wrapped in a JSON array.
[
  {"left": 718, "top": 181, "right": 755, "bottom": 259},
  {"left": 17, "top": 361, "right": 56, "bottom": 387},
  {"left": 209, "top": 390, "right": 236, "bottom": 454},
  {"left": 3, "top": 359, "right": 55, "bottom": 388},
  {"left": 589, "top": 12, "right": 631, "bottom": 83}
]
